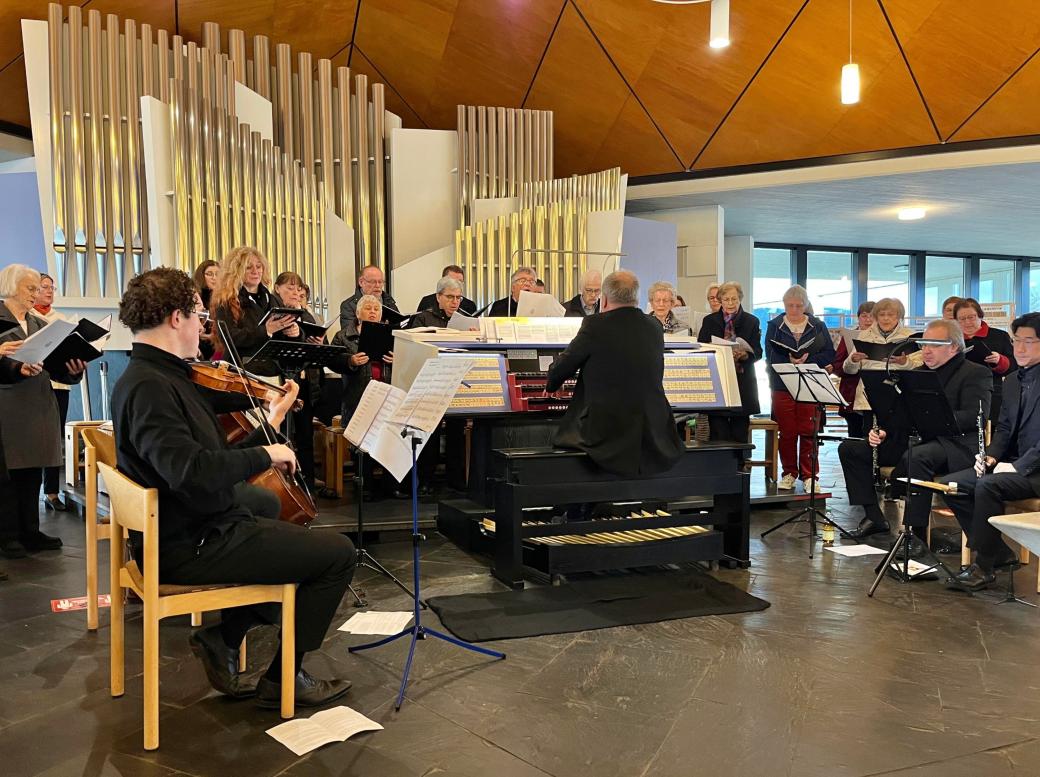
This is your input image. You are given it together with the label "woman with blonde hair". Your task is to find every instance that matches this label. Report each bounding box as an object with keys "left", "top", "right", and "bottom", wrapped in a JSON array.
[{"left": 211, "top": 246, "right": 300, "bottom": 375}]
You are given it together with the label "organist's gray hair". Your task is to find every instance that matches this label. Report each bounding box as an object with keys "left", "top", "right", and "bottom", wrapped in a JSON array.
[{"left": 602, "top": 270, "right": 639, "bottom": 307}]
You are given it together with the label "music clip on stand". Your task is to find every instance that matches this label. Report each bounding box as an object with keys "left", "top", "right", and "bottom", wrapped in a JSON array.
[
  {"left": 865, "top": 363, "right": 962, "bottom": 597},
  {"left": 349, "top": 423, "right": 505, "bottom": 711},
  {"left": 760, "top": 363, "right": 856, "bottom": 558}
]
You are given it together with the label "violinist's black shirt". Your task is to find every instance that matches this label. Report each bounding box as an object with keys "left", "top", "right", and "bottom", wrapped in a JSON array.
[{"left": 112, "top": 343, "right": 273, "bottom": 550}]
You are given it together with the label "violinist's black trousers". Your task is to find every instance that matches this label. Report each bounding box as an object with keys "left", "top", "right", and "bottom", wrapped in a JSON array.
[{"left": 160, "top": 516, "right": 356, "bottom": 652}]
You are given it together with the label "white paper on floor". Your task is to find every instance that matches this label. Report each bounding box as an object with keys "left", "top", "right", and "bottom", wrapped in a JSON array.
[
  {"left": 889, "top": 559, "right": 937, "bottom": 577},
  {"left": 267, "top": 706, "right": 383, "bottom": 756},
  {"left": 337, "top": 610, "right": 414, "bottom": 635},
  {"left": 825, "top": 544, "right": 889, "bottom": 557}
]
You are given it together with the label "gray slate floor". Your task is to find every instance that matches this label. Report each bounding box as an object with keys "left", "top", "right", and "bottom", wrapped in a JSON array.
[{"left": 2, "top": 445, "right": 1040, "bottom": 777}]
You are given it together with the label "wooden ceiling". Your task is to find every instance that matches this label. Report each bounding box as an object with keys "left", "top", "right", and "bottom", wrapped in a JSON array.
[{"left": 2, "top": 1, "right": 1040, "bottom": 179}]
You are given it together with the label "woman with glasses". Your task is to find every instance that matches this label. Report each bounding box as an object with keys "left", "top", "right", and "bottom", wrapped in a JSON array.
[
  {"left": 0, "top": 265, "right": 85, "bottom": 559},
  {"left": 954, "top": 298, "right": 1014, "bottom": 422}
]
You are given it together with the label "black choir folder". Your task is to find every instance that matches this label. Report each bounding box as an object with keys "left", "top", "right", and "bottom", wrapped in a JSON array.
[
  {"left": 851, "top": 338, "right": 912, "bottom": 361},
  {"left": 15, "top": 315, "right": 111, "bottom": 374},
  {"left": 770, "top": 339, "right": 816, "bottom": 356},
  {"left": 964, "top": 339, "right": 993, "bottom": 365},
  {"left": 357, "top": 320, "right": 394, "bottom": 361}
]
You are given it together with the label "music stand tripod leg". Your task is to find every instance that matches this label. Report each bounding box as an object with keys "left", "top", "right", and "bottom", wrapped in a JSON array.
[{"left": 349, "top": 430, "right": 504, "bottom": 711}]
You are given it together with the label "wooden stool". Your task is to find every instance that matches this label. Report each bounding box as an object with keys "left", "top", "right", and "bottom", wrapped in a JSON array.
[
  {"left": 747, "top": 417, "right": 779, "bottom": 483},
  {"left": 100, "top": 462, "right": 296, "bottom": 749}
]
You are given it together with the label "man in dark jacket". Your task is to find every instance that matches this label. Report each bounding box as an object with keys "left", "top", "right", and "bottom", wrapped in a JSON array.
[
  {"left": 563, "top": 270, "right": 602, "bottom": 317},
  {"left": 487, "top": 267, "right": 536, "bottom": 317},
  {"left": 410, "top": 277, "right": 467, "bottom": 328},
  {"left": 338, "top": 265, "right": 399, "bottom": 336},
  {"left": 416, "top": 265, "right": 476, "bottom": 316},
  {"left": 839, "top": 319, "right": 992, "bottom": 540},
  {"left": 546, "top": 270, "right": 683, "bottom": 477},
  {"left": 940, "top": 312, "right": 1040, "bottom": 589}
]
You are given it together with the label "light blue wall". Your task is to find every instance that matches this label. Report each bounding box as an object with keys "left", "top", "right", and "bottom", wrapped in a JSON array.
[
  {"left": 0, "top": 171, "right": 46, "bottom": 272},
  {"left": 620, "top": 216, "right": 678, "bottom": 307}
]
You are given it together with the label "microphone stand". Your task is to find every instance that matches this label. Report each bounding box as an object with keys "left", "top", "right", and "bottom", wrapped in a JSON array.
[{"left": 349, "top": 423, "right": 505, "bottom": 710}]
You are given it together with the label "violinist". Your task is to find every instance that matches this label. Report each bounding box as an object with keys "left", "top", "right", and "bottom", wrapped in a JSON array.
[
  {"left": 211, "top": 246, "right": 300, "bottom": 376},
  {"left": 112, "top": 267, "right": 355, "bottom": 708}
]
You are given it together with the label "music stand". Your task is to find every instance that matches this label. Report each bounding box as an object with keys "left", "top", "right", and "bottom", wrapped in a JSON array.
[
  {"left": 865, "top": 369, "right": 963, "bottom": 596},
  {"left": 761, "top": 363, "right": 856, "bottom": 557},
  {"left": 860, "top": 370, "right": 911, "bottom": 499}
]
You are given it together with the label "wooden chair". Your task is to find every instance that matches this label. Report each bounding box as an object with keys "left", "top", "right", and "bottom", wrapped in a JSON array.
[
  {"left": 747, "top": 417, "right": 779, "bottom": 483},
  {"left": 64, "top": 420, "right": 106, "bottom": 489},
  {"left": 99, "top": 462, "right": 296, "bottom": 750},
  {"left": 81, "top": 427, "right": 116, "bottom": 631},
  {"left": 322, "top": 415, "right": 351, "bottom": 498}
]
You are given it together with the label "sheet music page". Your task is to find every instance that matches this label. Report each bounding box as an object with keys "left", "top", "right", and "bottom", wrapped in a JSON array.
[
  {"left": 516, "top": 289, "right": 566, "bottom": 317},
  {"left": 344, "top": 380, "right": 403, "bottom": 449},
  {"left": 494, "top": 320, "right": 517, "bottom": 341},
  {"left": 391, "top": 357, "right": 476, "bottom": 434},
  {"left": 337, "top": 611, "right": 414, "bottom": 635},
  {"left": 266, "top": 707, "right": 383, "bottom": 756},
  {"left": 368, "top": 422, "right": 429, "bottom": 482},
  {"left": 448, "top": 310, "right": 480, "bottom": 331},
  {"left": 11, "top": 319, "right": 77, "bottom": 364}
]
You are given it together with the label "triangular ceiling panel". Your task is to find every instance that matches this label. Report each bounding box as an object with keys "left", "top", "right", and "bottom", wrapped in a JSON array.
[
  {"left": 952, "top": 50, "right": 1040, "bottom": 142},
  {"left": 354, "top": 0, "right": 563, "bottom": 130},
  {"left": 0, "top": 59, "right": 30, "bottom": 127},
  {"left": 178, "top": 0, "right": 357, "bottom": 62},
  {"left": 883, "top": 0, "right": 1040, "bottom": 139},
  {"left": 696, "top": 0, "right": 938, "bottom": 170},
  {"left": 573, "top": 0, "right": 807, "bottom": 168},
  {"left": 524, "top": 4, "right": 681, "bottom": 177},
  {"left": 331, "top": 46, "right": 427, "bottom": 129}
]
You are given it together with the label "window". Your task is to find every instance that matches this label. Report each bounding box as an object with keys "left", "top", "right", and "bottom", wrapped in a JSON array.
[
  {"left": 806, "top": 250, "right": 852, "bottom": 329},
  {"left": 924, "top": 256, "right": 965, "bottom": 316},
  {"left": 867, "top": 254, "right": 910, "bottom": 312},
  {"left": 752, "top": 247, "right": 792, "bottom": 325},
  {"left": 1030, "top": 262, "right": 1040, "bottom": 312},
  {"left": 979, "top": 258, "right": 1015, "bottom": 305}
]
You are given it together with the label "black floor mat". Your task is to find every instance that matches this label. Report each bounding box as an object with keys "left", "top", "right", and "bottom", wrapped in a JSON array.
[{"left": 426, "top": 568, "right": 770, "bottom": 642}]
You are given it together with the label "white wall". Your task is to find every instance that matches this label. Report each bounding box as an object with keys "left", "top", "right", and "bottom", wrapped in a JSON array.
[
  {"left": 723, "top": 235, "right": 754, "bottom": 295},
  {"left": 638, "top": 205, "right": 723, "bottom": 310}
]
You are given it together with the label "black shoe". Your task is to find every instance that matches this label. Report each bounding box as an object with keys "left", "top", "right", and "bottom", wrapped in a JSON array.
[
  {"left": 0, "top": 540, "right": 27, "bottom": 559},
  {"left": 188, "top": 625, "right": 257, "bottom": 699},
  {"left": 946, "top": 564, "right": 996, "bottom": 591},
  {"left": 851, "top": 518, "right": 890, "bottom": 540},
  {"left": 20, "top": 532, "right": 62, "bottom": 551},
  {"left": 43, "top": 495, "right": 68, "bottom": 512},
  {"left": 255, "top": 669, "right": 352, "bottom": 709},
  {"left": 891, "top": 535, "right": 928, "bottom": 562}
]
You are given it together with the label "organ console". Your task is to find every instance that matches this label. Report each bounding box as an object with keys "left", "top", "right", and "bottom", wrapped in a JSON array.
[{"left": 387, "top": 318, "right": 750, "bottom": 587}]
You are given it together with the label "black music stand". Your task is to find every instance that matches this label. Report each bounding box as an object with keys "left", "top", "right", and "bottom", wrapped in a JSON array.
[
  {"left": 248, "top": 340, "right": 347, "bottom": 439},
  {"left": 349, "top": 425, "right": 505, "bottom": 710},
  {"left": 860, "top": 370, "right": 911, "bottom": 499},
  {"left": 761, "top": 363, "right": 856, "bottom": 557},
  {"left": 345, "top": 445, "right": 424, "bottom": 609},
  {"left": 866, "top": 369, "right": 963, "bottom": 596}
]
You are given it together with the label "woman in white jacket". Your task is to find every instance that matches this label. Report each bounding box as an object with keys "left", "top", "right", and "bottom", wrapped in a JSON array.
[{"left": 842, "top": 297, "right": 922, "bottom": 418}]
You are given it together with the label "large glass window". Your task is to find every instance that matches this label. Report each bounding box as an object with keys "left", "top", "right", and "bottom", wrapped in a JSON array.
[
  {"left": 806, "top": 250, "right": 852, "bottom": 329},
  {"left": 867, "top": 253, "right": 910, "bottom": 312},
  {"left": 979, "top": 258, "right": 1015, "bottom": 304},
  {"left": 752, "top": 247, "right": 792, "bottom": 326},
  {"left": 924, "top": 256, "right": 965, "bottom": 316}
]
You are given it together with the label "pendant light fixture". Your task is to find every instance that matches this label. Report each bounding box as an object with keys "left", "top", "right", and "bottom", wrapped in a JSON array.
[
  {"left": 651, "top": 0, "right": 731, "bottom": 49},
  {"left": 841, "top": 0, "right": 860, "bottom": 104}
]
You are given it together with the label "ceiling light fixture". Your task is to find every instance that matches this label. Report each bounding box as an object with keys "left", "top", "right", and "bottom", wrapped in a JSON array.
[
  {"left": 897, "top": 207, "right": 926, "bottom": 221},
  {"left": 841, "top": 0, "right": 860, "bottom": 104},
  {"left": 652, "top": 0, "right": 730, "bottom": 49}
]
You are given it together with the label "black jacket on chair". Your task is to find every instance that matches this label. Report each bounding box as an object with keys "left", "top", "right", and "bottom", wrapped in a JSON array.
[
  {"left": 546, "top": 306, "right": 683, "bottom": 477},
  {"left": 697, "top": 308, "right": 762, "bottom": 416}
]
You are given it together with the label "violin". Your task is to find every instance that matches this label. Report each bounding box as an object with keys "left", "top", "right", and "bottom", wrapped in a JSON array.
[{"left": 188, "top": 361, "right": 303, "bottom": 411}]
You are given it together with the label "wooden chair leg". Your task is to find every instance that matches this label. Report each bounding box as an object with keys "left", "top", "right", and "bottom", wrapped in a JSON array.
[
  {"left": 86, "top": 520, "right": 99, "bottom": 632},
  {"left": 281, "top": 585, "right": 295, "bottom": 719},
  {"left": 110, "top": 569, "right": 125, "bottom": 698},
  {"left": 1020, "top": 545, "right": 1031, "bottom": 565},
  {"left": 239, "top": 637, "right": 248, "bottom": 673},
  {"left": 766, "top": 430, "right": 778, "bottom": 482},
  {"left": 191, "top": 612, "right": 202, "bottom": 627},
  {"left": 143, "top": 604, "right": 160, "bottom": 750},
  {"left": 961, "top": 532, "right": 971, "bottom": 568}
]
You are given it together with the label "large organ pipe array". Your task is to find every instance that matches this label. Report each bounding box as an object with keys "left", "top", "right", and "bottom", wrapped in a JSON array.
[
  {"left": 45, "top": 3, "right": 392, "bottom": 310},
  {"left": 454, "top": 166, "right": 623, "bottom": 308}
]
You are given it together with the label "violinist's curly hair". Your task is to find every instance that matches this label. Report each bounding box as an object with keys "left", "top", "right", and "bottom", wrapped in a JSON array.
[{"left": 119, "top": 267, "right": 197, "bottom": 333}]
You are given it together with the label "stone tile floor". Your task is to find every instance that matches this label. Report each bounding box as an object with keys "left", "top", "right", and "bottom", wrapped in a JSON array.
[{"left": 2, "top": 443, "right": 1039, "bottom": 776}]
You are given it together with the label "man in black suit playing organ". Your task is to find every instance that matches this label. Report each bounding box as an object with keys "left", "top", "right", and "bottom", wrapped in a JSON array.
[
  {"left": 940, "top": 312, "right": 1040, "bottom": 590},
  {"left": 838, "top": 319, "right": 992, "bottom": 540},
  {"left": 546, "top": 270, "right": 683, "bottom": 477}
]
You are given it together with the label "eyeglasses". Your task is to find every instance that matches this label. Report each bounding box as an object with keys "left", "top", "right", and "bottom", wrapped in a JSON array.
[
  {"left": 440, "top": 294, "right": 463, "bottom": 302},
  {"left": 194, "top": 309, "right": 211, "bottom": 322},
  {"left": 1012, "top": 337, "right": 1040, "bottom": 346}
]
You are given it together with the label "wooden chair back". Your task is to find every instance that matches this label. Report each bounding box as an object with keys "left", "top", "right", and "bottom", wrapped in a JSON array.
[{"left": 82, "top": 426, "right": 117, "bottom": 468}]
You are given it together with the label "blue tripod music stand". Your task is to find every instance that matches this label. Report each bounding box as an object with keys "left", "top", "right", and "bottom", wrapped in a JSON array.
[{"left": 349, "top": 425, "right": 505, "bottom": 710}]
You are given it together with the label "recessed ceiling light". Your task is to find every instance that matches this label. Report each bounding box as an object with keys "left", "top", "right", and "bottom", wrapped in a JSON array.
[
  {"left": 652, "top": 0, "right": 730, "bottom": 49},
  {"left": 897, "top": 207, "right": 926, "bottom": 221}
]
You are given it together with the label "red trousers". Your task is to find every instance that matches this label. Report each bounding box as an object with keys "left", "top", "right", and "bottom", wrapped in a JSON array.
[{"left": 771, "top": 390, "right": 821, "bottom": 480}]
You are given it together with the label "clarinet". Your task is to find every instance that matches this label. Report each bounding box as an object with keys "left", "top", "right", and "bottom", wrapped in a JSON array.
[
  {"left": 871, "top": 414, "right": 880, "bottom": 488},
  {"left": 978, "top": 400, "right": 986, "bottom": 472}
]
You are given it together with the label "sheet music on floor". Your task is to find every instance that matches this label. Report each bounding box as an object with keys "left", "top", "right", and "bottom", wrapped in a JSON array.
[
  {"left": 824, "top": 544, "right": 889, "bottom": 557},
  {"left": 338, "top": 611, "right": 413, "bottom": 635},
  {"left": 343, "top": 357, "right": 474, "bottom": 480},
  {"left": 266, "top": 706, "right": 383, "bottom": 756},
  {"left": 889, "top": 559, "right": 937, "bottom": 578}
]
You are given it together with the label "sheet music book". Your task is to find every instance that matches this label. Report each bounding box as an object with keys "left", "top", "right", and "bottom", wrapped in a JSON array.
[
  {"left": 964, "top": 339, "right": 993, "bottom": 365},
  {"left": 15, "top": 315, "right": 112, "bottom": 370},
  {"left": 380, "top": 306, "right": 411, "bottom": 328},
  {"left": 711, "top": 335, "right": 754, "bottom": 353},
  {"left": 516, "top": 289, "right": 565, "bottom": 317},
  {"left": 256, "top": 307, "right": 306, "bottom": 327},
  {"left": 771, "top": 363, "right": 847, "bottom": 406},
  {"left": 851, "top": 338, "right": 909, "bottom": 361},
  {"left": 769, "top": 338, "right": 816, "bottom": 356},
  {"left": 266, "top": 707, "right": 383, "bottom": 756},
  {"left": 344, "top": 358, "right": 473, "bottom": 479},
  {"left": 357, "top": 321, "right": 394, "bottom": 361},
  {"left": 298, "top": 317, "right": 335, "bottom": 339},
  {"left": 448, "top": 309, "right": 481, "bottom": 331}
]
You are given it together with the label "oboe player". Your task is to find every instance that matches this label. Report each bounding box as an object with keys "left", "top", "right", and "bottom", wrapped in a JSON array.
[{"left": 940, "top": 313, "right": 1040, "bottom": 590}]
